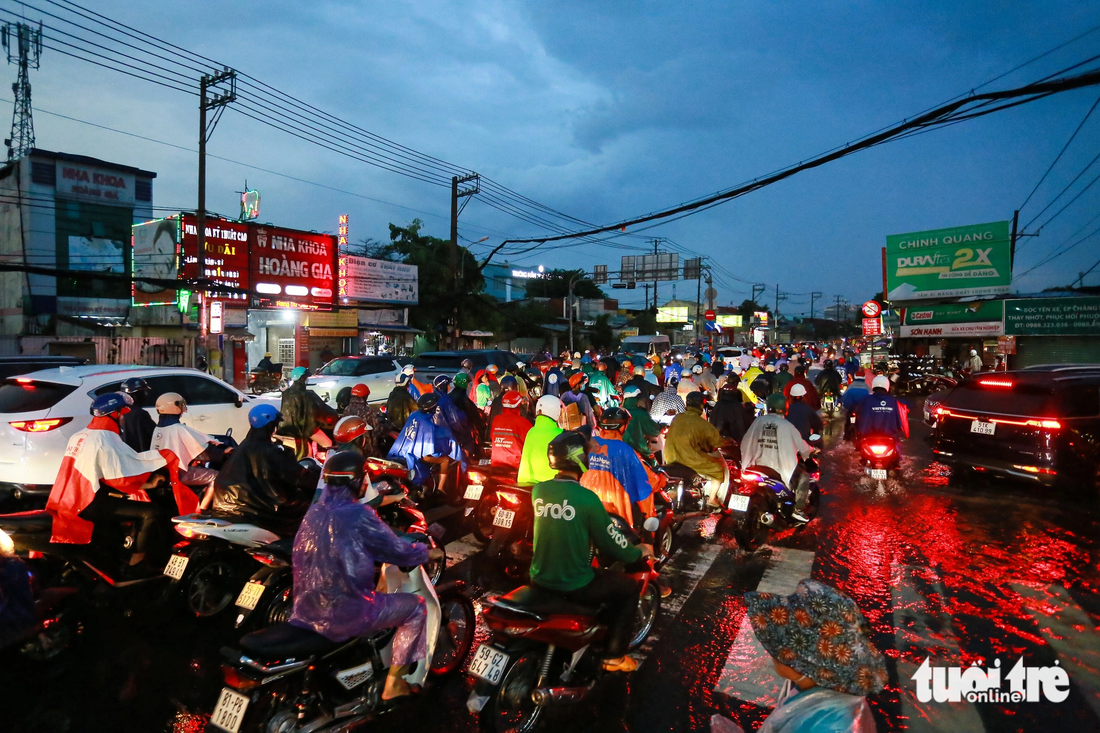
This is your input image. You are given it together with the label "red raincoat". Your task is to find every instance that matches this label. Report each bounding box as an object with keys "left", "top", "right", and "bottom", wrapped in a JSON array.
[{"left": 489, "top": 407, "right": 532, "bottom": 470}]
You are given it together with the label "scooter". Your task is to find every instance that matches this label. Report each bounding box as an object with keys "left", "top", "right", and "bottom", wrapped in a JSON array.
[
  {"left": 465, "top": 462, "right": 522, "bottom": 544},
  {"left": 468, "top": 557, "right": 661, "bottom": 733},
  {"left": 733, "top": 435, "right": 822, "bottom": 553},
  {"left": 858, "top": 434, "right": 901, "bottom": 491},
  {"left": 207, "top": 561, "right": 477, "bottom": 733}
]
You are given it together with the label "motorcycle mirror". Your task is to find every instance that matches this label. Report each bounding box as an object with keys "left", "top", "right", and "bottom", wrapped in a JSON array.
[
  {"left": 809, "top": 433, "right": 821, "bottom": 441},
  {"left": 642, "top": 516, "right": 660, "bottom": 533}
]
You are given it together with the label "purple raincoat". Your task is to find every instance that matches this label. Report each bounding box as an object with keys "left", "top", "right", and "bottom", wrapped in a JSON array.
[{"left": 289, "top": 483, "right": 431, "bottom": 665}]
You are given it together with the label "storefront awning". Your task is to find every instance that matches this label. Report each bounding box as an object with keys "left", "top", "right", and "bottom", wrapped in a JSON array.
[{"left": 360, "top": 324, "right": 422, "bottom": 334}]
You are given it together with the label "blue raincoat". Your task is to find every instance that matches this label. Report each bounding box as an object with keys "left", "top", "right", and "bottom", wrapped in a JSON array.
[
  {"left": 388, "top": 410, "right": 465, "bottom": 485},
  {"left": 543, "top": 367, "right": 566, "bottom": 397},
  {"left": 759, "top": 685, "right": 876, "bottom": 732},
  {"left": 433, "top": 390, "right": 475, "bottom": 453},
  {"left": 288, "top": 483, "right": 430, "bottom": 664}
]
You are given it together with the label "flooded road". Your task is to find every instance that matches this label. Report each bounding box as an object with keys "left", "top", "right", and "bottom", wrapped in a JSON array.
[{"left": 4, "top": 401, "right": 1099, "bottom": 732}]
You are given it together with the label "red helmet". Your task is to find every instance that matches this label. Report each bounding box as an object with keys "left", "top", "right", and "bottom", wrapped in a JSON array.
[
  {"left": 334, "top": 415, "right": 369, "bottom": 443},
  {"left": 502, "top": 392, "right": 524, "bottom": 409},
  {"left": 351, "top": 383, "right": 370, "bottom": 398}
]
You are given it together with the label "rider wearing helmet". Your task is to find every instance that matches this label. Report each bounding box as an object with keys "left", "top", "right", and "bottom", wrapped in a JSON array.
[
  {"left": 587, "top": 361, "right": 618, "bottom": 409},
  {"left": 387, "top": 372, "right": 418, "bottom": 431},
  {"left": 387, "top": 393, "right": 465, "bottom": 496},
  {"left": 968, "top": 348, "right": 984, "bottom": 373},
  {"left": 710, "top": 379, "right": 748, "bottom": 442},
  {"left": 581, "top": 407, "right": 661, "bottom": 525},
  {"left": 649, "top": 377, "right": 686, "bottom": 424},
  {"left": 517, "top": 395, "right": 564, "bottom": 486},
  {"left": 403, "top": 364, "right": 434, "bottom": 401},
  {"left": 45, "top": 393, "right": 196, "bottom": 571},
  {"left": 814, "top": 359, "right": 843, "bottom": 405},
  {"left": 621, "top": 384, "right": 661, "bottom": 460},
  {"left": 783, "top": 365, "right": 821, "bottom": 411},
  {"left": 343, "top": 383, "right": 389, "bottom": 456},
  {"left": 489, "top": 392, "right": 533, "bottom": 472},
  {"left": 786, "top": 383, "right": 824, "bottom": 442},
  {"left": 665, "top": 391, "right": 728, "bottom": 509},
  {"left": 741, "top": 393, "right": 815, "bottom": 523},
  {"left": 118, "top": 377, "right": 157, "bottom": 452},
  {"left": 448, "top": 372, "right": 483, "bottom": 439},
  {"left": 210, "top": 404, "right": 320, "bottom": 535},
  {"left": 542, "top": 359, "right": 566, "bottom": 398},
  {"left": 560, "top": 372, "right": 596, "bottom": 432},
  {"left": 530, "top": 431, "right": 653, "bottom": 673},
  {"left": 855, "top": 375, "right": 909, "bottom": 443},
  {"left": 431, "top": 375, "right": 477, "bottom": 454},
  {"left": 695, "top": 362, "right": 719, "bottom": 399},
  {"left": 289, "top": 451, "right": 440, "bottom": 702},
  {"left": 150, "top": 392, "right": 222, "bottom": 487}
]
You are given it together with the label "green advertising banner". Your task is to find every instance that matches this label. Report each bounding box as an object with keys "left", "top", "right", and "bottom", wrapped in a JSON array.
[
  {"left": 885, "top": 221, "right": 1011, "bottom": 301},
  {"left": 1004, "top": 297, "right": 1100, "bottom": 336}
]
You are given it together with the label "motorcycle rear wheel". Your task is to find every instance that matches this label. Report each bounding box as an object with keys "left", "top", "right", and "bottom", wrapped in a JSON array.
[
  {"left": 184, "top": 557, "right": 238, "bottom": 618},
  {"left": 479, "top": 651, "right": 543, "bottom": 733},
  {"left": 425, "top": 542, "right": 447, "bottom": 586},
  {"left": 472, "top": 493, "right": 499, "bottom": 544},
  {"left": 734, "top": 495, "right": 769, "bottom": 553},
  {"left": 628, "top": 582, "right": 661, "bottom": 650},
  {"left": 430, "top": 587, "right": 476, "bottom": 676}
]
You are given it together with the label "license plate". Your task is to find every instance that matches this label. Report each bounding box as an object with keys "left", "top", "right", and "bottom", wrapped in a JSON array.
[
  {"left": 464, "top": 484, "right": 484, "bottom": 501},
  {"left": 479, "top": 458, "right": 491, "bottom": 465},
  {"left": 209, "top": 687, "right": 250, "bottom": 733},
  {"left": 469, "top": 644, "right": 510, "bottom": 684},
  {"left": 163, "top": 554, "right": 189, "bottom": 580},
  {"left": 493, "top": 509, "right": 515, "bottom": 529},
  {"left": 970, "top": 420, "right": 996, "bottom": 435},
  {"left": 235, "top": 581, "right": 266, "bottom": 611},
  {"left": 849, "top": 415, "right": 856, "bottom": 423},
  {"left": 868, "top": 468, "right": 888, "bottom": 480},
  {"left": 727, "top": 494, "right": 750, "bottom": 512}
]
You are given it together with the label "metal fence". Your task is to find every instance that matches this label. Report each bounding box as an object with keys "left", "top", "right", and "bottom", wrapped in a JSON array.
[{"left": 0, "top": 336, "right": 195, "bottom": 366}]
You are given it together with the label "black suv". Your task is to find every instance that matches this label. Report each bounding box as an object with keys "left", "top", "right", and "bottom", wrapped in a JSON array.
[
  {"left": 411, "top": 350, "right": 523, "bottom": 379},
  {"left": 932, "top": 365, "right": 1100, "bottom": 488}
]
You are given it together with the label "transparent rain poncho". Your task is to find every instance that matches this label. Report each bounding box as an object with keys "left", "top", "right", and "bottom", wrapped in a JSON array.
[
  {"left": 288, "top": 483, "right": 430, "bottom": 665},
  {"left": 758, "top": 684, "right": 877, "bottom": 733}
]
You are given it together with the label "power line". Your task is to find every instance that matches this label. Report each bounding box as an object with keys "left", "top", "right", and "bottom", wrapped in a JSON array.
[{"left": 1019, "top": 94, "right": 1100, "bottom": 212}]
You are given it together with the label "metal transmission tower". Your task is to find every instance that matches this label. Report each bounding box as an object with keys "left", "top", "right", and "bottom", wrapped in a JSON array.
[{"left": 1, "top": 22, "right": 42, "bottom": 161}]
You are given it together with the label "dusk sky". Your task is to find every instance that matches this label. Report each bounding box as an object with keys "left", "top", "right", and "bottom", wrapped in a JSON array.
[{"left": 8, "top": 0, "right": 1100, "bottom": 314}]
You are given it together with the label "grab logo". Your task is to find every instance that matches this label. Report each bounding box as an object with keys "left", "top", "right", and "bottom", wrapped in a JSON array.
[
  {"left": 533, "top": 498, "right": 576, "bottom": 521},
  {"left": 606, "top": 523, "right": 630, "bottom": 549}
]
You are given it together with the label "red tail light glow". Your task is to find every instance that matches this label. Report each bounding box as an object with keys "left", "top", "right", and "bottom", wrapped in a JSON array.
[
  {"left": 497, "top": 491, "right": 520, "bottom": 505},
  {"left": 9, "top": 417, "right": 72, "bottom": 433},
  {"left": 979, "top": 379, "right": 1013, "bottom": 388},
  {"left": 221, "top": 665, "right": 261, "bottom": 691},
  {"left": 867, "top": 443, "right": 891, "bottom": 456}
]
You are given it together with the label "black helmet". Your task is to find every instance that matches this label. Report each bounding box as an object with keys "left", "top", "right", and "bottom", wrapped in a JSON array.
[
  {"left": 685, "top": 391, "right": 705, "bottom": 409},
  {"left": 322, "top": 450, "right": 365, "bottom": 492},
  {"left": 547, "top": 431, "right": 588, "bottom": 473},
  {"left": 417, "top": 392, "right": 440, "bottom": 413},
  {"left": 120, "top": 377, "right": 149, "bottom": 394},
  {"left": 824, "top": 359, "right": 834, "bottom": 369},
  {"left": 597, "top": 406, "right": 631, "bottom": 432}
]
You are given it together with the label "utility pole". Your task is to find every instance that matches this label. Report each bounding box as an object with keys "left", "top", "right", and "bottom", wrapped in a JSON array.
[
  {"left": 650, "top": 239, "right": 662, "bottom": 309},
  {"left": 810, "top": 291, "right": 822, "bottom": 321},
  {"left": 2, "top": 22, "right": 42, "bottom": 161},
  {"left": 643, "top": 283, "right": 651, "bottom": 310},
  {"left": 834, "top": 295, "right": 843, "bottom": 323},
  {"left": 752, "top": 283, "right": 766, "bottom": 306},
  {"left": 1009, "top": 209, "right": 1019, "bottom": 273},
  {"left": 197, "top": 68, "right": 237, "bottom": 347},
  {"left": 694, "top": 264, "right": 702, "bottom": 344},
  {"left": 774, "top": 284, "right": 787, "bottom": 344},
  {"left": 449, "top": 173, "right": 479, "bottom": 348}
]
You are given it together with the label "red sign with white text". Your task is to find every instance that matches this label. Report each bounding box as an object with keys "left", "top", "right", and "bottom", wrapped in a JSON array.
[
  {"left": 179, "top": 214, "right": 250, "bottom": 303},
  {"left": 862, "top": 317, "right": 883, "bottom": 336},
  {"left": 249, "top": 225, "right": 336, "bottom": 310}
]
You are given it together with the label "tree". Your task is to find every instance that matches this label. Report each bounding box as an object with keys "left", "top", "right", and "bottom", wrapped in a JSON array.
[
  {"left": 588, "top": 314, "right": 617, "bottom": 352},
  {"left": 524, "top": 268, "right": 606, "bottom": 299},
  {"left": 736, "top": 299, "right": 769, "bottom": 317},
  {"left": 500, "top": 300, "right": 555, "bottom": 339},
  {"left": 630, "top": 309, "right": 658, "bottom": 336}
]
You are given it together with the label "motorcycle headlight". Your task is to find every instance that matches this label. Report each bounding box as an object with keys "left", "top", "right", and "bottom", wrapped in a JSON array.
[{"left": 0, "top": 526, "right": 14, "bottom": 557}]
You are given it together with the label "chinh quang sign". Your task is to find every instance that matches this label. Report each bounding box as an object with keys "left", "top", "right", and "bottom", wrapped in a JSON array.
[
  {"left": 885, "top": 221, "right": 1011, "bottom": 301},
  {"left": 1004, "top": 297, "right": 1100, "bottom": 336}
]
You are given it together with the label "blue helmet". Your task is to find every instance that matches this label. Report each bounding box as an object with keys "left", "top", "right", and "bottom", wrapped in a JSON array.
[
  {"left": 433, "top": 374, "right": 452, "bottom": 389},
  {"left": 91, "top": 392, "right": 133, "bottom": 418},
  {"left": 248, "top": 403, "right": 282, "bottom": 428},
  {"left": 290, "top": 366, "right": 308, "bottom": 382},
  {"left": 500, "top": 375, "right": 518, "bottom": 389}
]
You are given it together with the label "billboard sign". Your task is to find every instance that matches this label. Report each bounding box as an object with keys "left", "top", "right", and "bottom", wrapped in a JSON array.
[
  {"left": 209, "top": 301, "right": 224, "bottom": 334},
  {"left": 715, "top": 314, "right": 743, "bottom": 328},
  {"left": 885, "top": 221, "right": 1011, "bottom": 301},
  {"left": 179, "top": 215, "right": 250, "bottom": 302},
  {"left": 900, "top": 300, "right": 1004, "bottom": 338},
  {"left": 132, "top": 217, "right": 180, "bottom": 306},
  {"left": 251, "top": 226, "right": 336, "bottom": 309},
  {"left": 338, "top": 254, "right": 418, "bottom": 305},
  {"left": 862, "top": 317, "right": 883, "bottom": 336},
  {"left": 67, "top": 235, "right": 124, "bottom": 273},
  {"left": 622, "top": 253, "right": 680, "bottom": 282},
  {"left": 55, "top": 161, "right": 135, "bottom": 207},
  {"left": 240, "top": 189, "right": 260, "bottom": 220},
  {"left": 656, "top": 306, "right": 688, "bottom": 322},
  {"left": 1004, "top": 296, "right": 1100, "bottom": 336}
]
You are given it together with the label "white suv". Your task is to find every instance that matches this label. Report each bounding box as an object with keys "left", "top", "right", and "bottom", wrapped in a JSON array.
[
  {"left": 0, "top": 365, "right": 279, "bottom": 502},
  {"left": 306, "top": 356, "right": 406, "bottom": 408}
]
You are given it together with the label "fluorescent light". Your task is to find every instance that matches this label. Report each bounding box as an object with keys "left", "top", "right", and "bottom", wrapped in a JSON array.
[
  {"left": 256, "top": 283, "right": 281, "bottom": 294},
  {"left": 285, "top": 285, "right": 308, "bottom": 296},
  {"left": 312, "top": 287, "right": 332, "bottom": 297}
]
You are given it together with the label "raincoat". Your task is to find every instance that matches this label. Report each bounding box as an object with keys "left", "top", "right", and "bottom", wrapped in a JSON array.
[
  {"left": 288, "top": 483, "right": 429, "bottom": 666},
  {"left": 45, "top": 417, "right": 192, "bottom": 544},
  {"left": 740, "top": 414, "right": 811, "bottom": 486},
  {"left": 759, "top": 685, "right": 876, "bottom": 733},
  {"left": 783, "top": 376, "right": 821, "bottom": 410},
  {"left": 475, "top": 382, "right": 494, "bottom": 410},
  {"left": 622, "top": 396, "right": 661, "bottom": 458},
  {"left": 119, "top": 401, "right": 157, "bottom": 453},
  {"left": 150, "top": 414, "right": 212, "bottom": 468},
  {"left": 388, "top": 410, "right": 465, "bottom": 485},
  {"left": 344, "top": 397, "right": 390, "bottom": 457},
  {"left": 517, "top": 415, "right": 562, "bottom": 486},
  {"left": 433, "top": 390, "right": 476, "bottom": 454},
  {"left": 386, "top": 385, "right": 417, "bottom": 431},
  {"left": 408, "top": 377, "right": 434, "bottom": 401},
  {"left": 490, "top": 406, "right": 532, "bottom": 471},
  {"left": 856, "top": 391, "right": 908, "bottom": 439},
  {"left": 742, "top": 366, "right": 763, "bottom": 387},
  {"left": 582, "top": 432, "right": 662, "bottom": 521},
  {"left": 664, "top": 405, "right": 726, "bottom": 482},
  {"left": 588, "top": 370, "right": 617, "bottom": 409},
  {"left": 649, "top": 384, "right": 686, "bottom": 422},
  {"left": 543, "top": 366, "right": 566, "bottom": 397}
]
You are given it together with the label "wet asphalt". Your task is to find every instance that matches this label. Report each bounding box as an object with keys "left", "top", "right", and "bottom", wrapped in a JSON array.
[{"left": 3, "top": 398, "right": 1099, "bottom": 733}]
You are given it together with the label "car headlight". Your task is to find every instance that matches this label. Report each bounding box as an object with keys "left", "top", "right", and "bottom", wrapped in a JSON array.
[{"left": 0, "top": 526, "right": 14, "bottom": 557}]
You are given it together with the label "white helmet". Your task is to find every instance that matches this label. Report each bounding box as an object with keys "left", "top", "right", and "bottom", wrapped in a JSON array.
[
  {"left": 872, "top": 375, "right": 890, "bottom": 391},
  {"left": 751, "top": 359, "right": 760, "bottom": 367},
  {"left": 970, "top": 349, "right": 977, "bottom": 356},
  {"left": 155, "top": 392, "right": 187, "bottom": 415},
  {"left": 789, "top": 383, "right": 807, "bottom": 398},
  {"left": 535, "top": 394, "right": 563, "bottom": 421},
  {"left": 691, "top": 364, "right": 703, "bottom": 374},
  {"left": 401, "top": 364, "right": 416, "bottom": 376}
]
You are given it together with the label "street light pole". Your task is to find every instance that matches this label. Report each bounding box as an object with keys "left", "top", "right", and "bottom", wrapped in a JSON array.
[{"left": 568, "top": 270, "right": 588, "bottom": 355}]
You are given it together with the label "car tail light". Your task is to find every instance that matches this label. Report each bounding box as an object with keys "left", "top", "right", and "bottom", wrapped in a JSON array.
[
  {"left": 1013, "top": 465, "right": 1057, "bottom": 475},
  {"left": 221, "top": 664, "right": 261, "bottom": 691},
  {"left": 9, "top": 417, "right": 72, "bottom": 433},
  {"left": 979, "top": 379, "right": 1013, "bottom": 388}
]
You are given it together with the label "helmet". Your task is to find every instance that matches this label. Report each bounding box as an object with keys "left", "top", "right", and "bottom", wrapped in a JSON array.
[
  {"left": 790, "top": 383, "right": 807, "bottom": 398},
  {"left": 487, "top": 364, "right": 499, "bottom": 374},
  {"left": 824, "top": 359, "right": 834, "bottom": 369},
  {"left": 351, "top": 383, "right": 370, "bottom": 398},
  {"left": 264, "top": 352, "right": 272, "bottom": 358},
  {"left": 720, "top": 378, "right": 739, "bottom": 391},
  {"left": 433, "top": 374, "right": 452, "bottom": 389},
  {"left": 248, "top": 404, "right": 282, "bottom": 428},
  {"left": 621, "top": 359, "right": 633, "bottom": 369},
  {"left": 568, "top": 373, "right": 587, "bottom": 390},
  {"left": 547, "top": 431, "right": 588, "bottom": 472},
  {"left": 685, "top": 391, "right": 705, "bottom": 409},
  {"left": 290, "top": 366, "right": 308, "bottom": 381},
  {"left": 622, "top": 384, "right": 641, "bottom": 398},
  {"left": 334, "top": 415, "right": 370, "bottom": 443},
  {"left": 396, "top": 373, "right": 410, "bottom": 386},
  {"left": 597, "top": 406, "right": 631, "bottom": 432},
  {"left": 91, "top": 392, "right": 133, "bottom": 418},
  {"left": 872, "top": 375, "right": 890, "bottom": 391},
  {"left": 155, "top": 392, "right": 187, "bottom": 415},
  {"left": 500, "top": 375, "right": 518, "bottom": 390},
  {"left": 535, "top": 395, "right": 563, "bottom": 421},
  {"left": 322, "top": 450, "right": 365, "bottom": 491},
  {"left": 453, "top": 372, "right": 469, "bottom": 389},
  {"left": 691, "top": 365, "right": 703, "bottom": 374},
  {"left": 461, "top": 359, "right": 473, "bottom": 370},
  {"left": 633, "top": 365, "right": 644, "bottom": 376},
  {"left": 766, "top": 393, "right": 787, "bottom": 414},
  {"left": 401, "top": 364, "right": 416, "bottom": 376},
  {"left": 779, "top": 363, "right": 789, "bottom": 372},
  {"left": 417, "top": 392, "right": 440, "bottom": 413},
  {"left": 765, "top": 364, "right": 775, "bottom": 372},
  {"left": 502, "top": 392, "right": 524, "bottom": 409},
  {"left": 573, "top": 352, "right": 581, "bottom": 359},
  {"left": 667, "top": 376, "right": 680, "bottom": 387},
  {"left": 970, "top": 349, "right": 978, "bottom": 356},
  {"left": 751, "top": 360, "right": 760, "bottom": 367},
  {"left": 120, "top": 377, "right": 149, "bottom": 394}
]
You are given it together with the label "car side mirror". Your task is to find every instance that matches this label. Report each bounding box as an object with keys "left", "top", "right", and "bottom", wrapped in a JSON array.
[{"left": 235, "top": 397, "right": 243, "bottom": 408}]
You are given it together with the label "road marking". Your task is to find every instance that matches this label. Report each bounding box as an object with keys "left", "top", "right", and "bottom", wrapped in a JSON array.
[
  {"left": 638, "top": 539, "right": 725, "bottom": 656},
  {"left": 1011, "top": 582, "right": 1100, "bottom": 719},
  {"left": 713, "top": 547, "right": 815, "bottom": 706},
  {"left": 893, "top": 564, "right": 984, "bottom": 732},
  {"left": 444, "top": 533, "right": 483, "bottom": 566}
]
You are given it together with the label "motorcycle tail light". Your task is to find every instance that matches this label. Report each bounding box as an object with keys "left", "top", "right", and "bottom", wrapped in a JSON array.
[
  {"left": 497, "top": 491, "right": 520, "bottom": 505},
  {"left": 9, "top": 417, "right": 72, "bottom": 433},
  {"left": 469, "top": 471, "right": 486, "bottom": 485},
  {"left": 810, "top": 472, "right": 821, "bottom": 482},
  {"left": 221, "top": 664, "right": 261, "bottom": 691},
  {"left": 867, "top": 444, "right": 891, "bottom": 456},
  {"left": 28, "top": 550, "right": 42, "bottom": 559},
  {"left": 741, "top": 471, "right": 761, "bottom": 482},
  {"left": 248, "top": 552, "right": 289, "bottom": 567},
  {"left": 174, "top": 525, "right": 207, "bottom": 539}
]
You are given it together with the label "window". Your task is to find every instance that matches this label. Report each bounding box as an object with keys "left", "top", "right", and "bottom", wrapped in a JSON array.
[
  {"left": 0, "top": 380, "right": 76, "bottom": 413},
  {"left": 182, "top": 376, "right": 239, "bottom": 405},
  {"left": 356, "top": 359, "right": 397, "bottom": 376},
  {"left": 142, "top": 375, "right": 189, "bottom": 404},
  {"left": 413, "top": 354, "right": 467, "bottom": 370},
  {"left": 947, "top": 382, "right": 1054, "bottom": 417},
  {"left": 1060, "top": 384, "right": 1100, "bottom": 418},
  {"left": 317, "top": 358, "right": 360, "bottom": 377},
  {"left": 278, "top": 339, "right": 295, "bottom": 366}
]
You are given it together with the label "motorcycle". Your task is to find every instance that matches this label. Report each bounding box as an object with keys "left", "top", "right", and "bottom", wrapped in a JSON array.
[
  {"left": 467, "top": 557, "right": 661, "bottom": 733},
  {"left": 0, "top": 552, "right": 86, "bottom": 669},
  {"left": 206, "top": 562, "right": 477, "bottom": 733},
  {"left": 481, "top": 484, "right": 535, "bottom": 578},
  {"left": 247, "top": 367, "right": 284, "bottom": 395},
  {"left": 733, "top": 435, "right": 822, "bottom": 553},
  {"left": 858, "top": 434, "right": 901, "bottom": 491}
]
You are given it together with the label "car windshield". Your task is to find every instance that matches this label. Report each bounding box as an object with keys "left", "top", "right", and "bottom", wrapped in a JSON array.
[
  {"left": 946, "top": 381, "right": 1055, "bottom": 417},
  {"left": 414, "top": 354, "right": 475, "bottom": 370},
  {"left": 0, "top": 380, "right": 78, "bottom": 413},
  {"left": 317, "top": 359, "right": 363, "bottom": 377}
]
